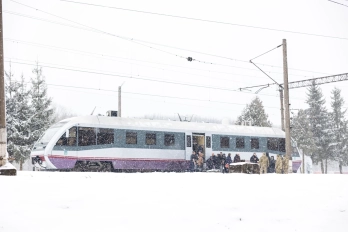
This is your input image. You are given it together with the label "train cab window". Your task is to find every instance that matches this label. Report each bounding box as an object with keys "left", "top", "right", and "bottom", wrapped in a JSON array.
[
  {"left": 146, "top": 133, "right": 156, "bottom": 145},
  {"left": 267, "top": 138, "right": 278, "bottom": 151},
  {"left": 251, "top": 138, "right": 259, "bottom": 149},
  {"left": 236, "top": 137, "right": 245, "bottom": 149},
  {"left": 206, "top": 136, "right": 211, "bottom": 148},
  {"left": 78, "top": 127, "right": 96, "bottom": 146},
  {"left": 56, "top": 127, "right": 77, "bottom": 146},
  {"left": 220, "top": 137, "right": 229, "bottom": 148},
  {"left": 126, "top": 132, "right": 137, "bottom": 144},
  {"left": 97, "top": 128, "right": 114, "bottom": 145},
  {"left": 164, "top": 134, "right": 175, "bottom": 146},
  {"left": 186, "top": 135, "right": 191, "bottom": 147},
  {"left": 278, "top": 138, "right": 286, "bottom": 152}
]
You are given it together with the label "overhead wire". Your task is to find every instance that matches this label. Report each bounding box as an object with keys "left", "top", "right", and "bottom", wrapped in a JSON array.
[
  {"left": 5, "top": 59, "right": 311, "bottom": 102},
  {"left": 328, "top": 0, "right": 348, "bottom": 7},
  {"left": 56, "top": 0, "right": 348, "bottom": 41},
  {"left": 4, "top": 37, "right": 324, "bottom": 79},
  {"left": 5, "top": 1, "right": 331, "bottom": 75},
  {"left": 7, "top": 78, "right": 282, "bottom": 110},
  {"left": 5, "top": 59, "right": 284, "bottom": 97}
]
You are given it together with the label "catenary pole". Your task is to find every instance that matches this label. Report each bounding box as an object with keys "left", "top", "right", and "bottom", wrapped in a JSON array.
[
  {"left": 279, "top": 88, "right": 285, "bottom": 131},
  {"left": 0, "top": 0, "right": 16, "bottom": 175},
  {"left": 283, "top": 39, "right": 292, "bottom": 171},
  {"left": 118, "top": 86, "right": 121, "bottom": 117},
  {"left": 0, "top": 0, "right": 7, "bottom": 167}
]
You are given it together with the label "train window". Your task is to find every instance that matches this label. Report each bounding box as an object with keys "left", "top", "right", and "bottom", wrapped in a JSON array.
[
  {"left": 126, "top": 132, "right": 137, "bottom": 144},
  {"left": 146, "top": 133, "right": 156, "bottom": 145},
  {"left": 267, "top": 138, "right": 278, "bottom": 151},
  {"left": 206, "top": 136, "right": 211, "bottom": 148},
  {"left": 220, "top": 137, "right": 229, "bottom": 148},
  {"left": 236, "top": 137, "right": 245, "bottom": 149},
  {"left": 56, "top": 127, "right": 76, "bottom": 146},
  {"left": 97, "top": 128, "right": 114, "bottom": 145},
  {"left": 251, "top": 138, "right": 259, "bottom": 149},
  {"left": 67, "top": 127, "right": 77, "bottom": 146},
  {"left": 186, "top": 135, "right": 191, "bottom": 147},
  {"left": 56, "top": 136, "right": 67, "bottom": 146},
  {"left": 164, "top": 134, "right": 175, "bottom": 146},
  {"left": 279, "top": 138, "right": 286, "bottom": 152},
  {"left": 78, "top": 127, "right": 96, "bottom": 146}
]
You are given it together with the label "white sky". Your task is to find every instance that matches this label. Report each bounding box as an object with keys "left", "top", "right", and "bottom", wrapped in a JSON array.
[{"left": 3, "top": 0, "right": 348, "bottom": 126}]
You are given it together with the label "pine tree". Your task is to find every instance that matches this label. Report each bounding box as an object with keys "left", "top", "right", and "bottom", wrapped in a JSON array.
[
  {"left": 306, "top": 81, "right": 334, "bottom": 173},
  {"left": 30, "top": 63, "right": 54, "bottom": 143},
  {"left": 235, "top": 96, "right": 272, "bottom": 127},
  {"left": 290, "top": 109, "right": 316, "bottom": 157},
  {"left": 330, "top": 87, "right": 348, "bottom": 173},
  {"left": 6, "top": 74, "right": 34, "bottom": 170}
]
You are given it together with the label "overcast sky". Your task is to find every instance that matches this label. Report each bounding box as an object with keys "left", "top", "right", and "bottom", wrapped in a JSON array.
[{"left": 3, "top": 0, "right": 348, "bottom": 126}]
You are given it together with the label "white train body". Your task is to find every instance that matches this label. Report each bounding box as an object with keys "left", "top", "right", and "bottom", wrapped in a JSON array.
[{"left": 30, "top": 116, "right": 301, "bottom": 172}]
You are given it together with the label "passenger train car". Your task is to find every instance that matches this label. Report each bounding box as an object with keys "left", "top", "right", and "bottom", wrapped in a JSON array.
[{"left": 31, "top": 116, "right": 302, "bottom": 172}]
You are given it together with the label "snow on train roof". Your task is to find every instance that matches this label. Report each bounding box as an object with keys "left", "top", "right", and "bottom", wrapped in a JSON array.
[{"left": 61, "top": 116, "right": 284, "bottom": 138}]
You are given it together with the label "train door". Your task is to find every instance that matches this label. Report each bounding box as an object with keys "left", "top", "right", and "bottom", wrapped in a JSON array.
[
  {"left": 185, "top": 132, "right": 193, "bottom": 160},
  {"left": 192, "top": 133, "right": 205, "bottom": 160}
]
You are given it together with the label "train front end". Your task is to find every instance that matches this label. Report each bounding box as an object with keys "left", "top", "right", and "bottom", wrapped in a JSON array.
[{"left": 31, "top": 120, "right": 72, "bottom": 171}]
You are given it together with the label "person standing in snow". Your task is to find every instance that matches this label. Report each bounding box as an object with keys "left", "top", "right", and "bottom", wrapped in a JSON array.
[
  {"left": 269, "top": 156, "right": 276, "bottom": 173},
  {"left": 233, "top": 153, "right": 241, "bottom": 163},
  {"left": 226, "top": 153, "right": 232, "bottom": 164},
  {"left": 283, "top": 155, "right": 289, "bottom": 174},
  {"left": 189, "top": 151, "right": 197, "bottom": 172},
  {"left": 275, "top": 154, "right": 283, "bottom": 174},
  {"left": 259, "top": 153, "right": 269, "bottom": 174},
  {"left": 250, "top": 153, "right": 259, "bottom": 163},
  {"left": 266, "top": 152, "right": 271, "bottom": 173}
]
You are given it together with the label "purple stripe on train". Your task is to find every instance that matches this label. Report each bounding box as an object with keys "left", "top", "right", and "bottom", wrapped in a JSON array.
[
  {"left": 49, "top": 157, "right": 190, "bottom": 171},
  {"left": 112, "top": 160, "right": 190, "bottom": 171},
  {"left": 49, "top": 157, "right": 78, "bottom": 169}
]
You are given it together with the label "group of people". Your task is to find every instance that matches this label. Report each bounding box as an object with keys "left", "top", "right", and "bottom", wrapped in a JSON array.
[
  {"left": 251, "top": 152, "right": 289, "bottom": 174},
  {"left": 190, "top": 150, "right": 290, "bottom": 174},
  {"left": 190, "top": 151, "right": 243, "bottom": 173}
]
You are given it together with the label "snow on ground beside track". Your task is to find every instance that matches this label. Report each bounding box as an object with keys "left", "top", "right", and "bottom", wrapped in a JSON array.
[{"left": 1, "top": 172, "right": 348, "bottom": 232}]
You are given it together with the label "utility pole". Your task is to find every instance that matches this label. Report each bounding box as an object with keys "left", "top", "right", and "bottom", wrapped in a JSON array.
[
  {"left": 0, "top": 0, "right": 16, "bottom": 175},
  {"left": 283, "top": 39, "right": 292, "bottom": 166},
  {"left": 118, "top": 86, "right": 121, "bottom": 117},
  {"left": 279, "top": 88, "right": 285, "bottom": 131}
]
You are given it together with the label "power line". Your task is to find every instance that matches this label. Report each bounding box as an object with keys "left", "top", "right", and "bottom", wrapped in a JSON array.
[
  {"left": 4, "top": 3, "right": 333, "bottom": 75},
  {"left": 6, "top": 56, "right": 264, "bottom": 85},
  {"left": 5, "top": 59, "right": 311, "bottom": 102},
  {"left": 7, "top": 78, "right": 281, "bottom": 110},
  {"left": 5, "top": 59, "right": 272, "bottom": 95},
  {"left": 6, "top": 0, "right": 246, "bottom": 66},
  {"left": 328, "top": 0, "right": 348, "bottom": 7},
  {"left": 5, "top": 38, "right": 322, "bottom": 80},
  {"left": 56, "top": 0, "right": 348, "bottom": 41}
]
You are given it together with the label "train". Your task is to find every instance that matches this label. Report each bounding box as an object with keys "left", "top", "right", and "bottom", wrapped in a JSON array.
[{"left": 30, "top": 115, "right": 302, "bottom": 172}]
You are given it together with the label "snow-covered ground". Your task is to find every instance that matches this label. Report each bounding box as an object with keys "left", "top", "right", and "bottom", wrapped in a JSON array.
[{"left": 1, "top": 172, "right": 348, "bottom": 232}]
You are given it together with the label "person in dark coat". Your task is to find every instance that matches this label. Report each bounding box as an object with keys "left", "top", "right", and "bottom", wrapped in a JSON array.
[
  {"left": 206, "top": 153, "right": 215, "bottom": 170},
  {"left": 226, "top": 153, "right": 232, "bottom": 164},
  {"left": 269, "top": 156, "right": 276, "bottom": 173},
  {"left": 233, "top": 153, "right": 241, "bottom": 163},
  {"left": 189, "top": 151, "right": 198, "bottom": 172},
  {"left": 216, "top": 153, "right": 222, "bottom": 170},
  {"left": 266, "top": 152, "right": 271, "bottom": 173},
  {"left": 250, "top": 153, "right": 259, "bottom": 163}
]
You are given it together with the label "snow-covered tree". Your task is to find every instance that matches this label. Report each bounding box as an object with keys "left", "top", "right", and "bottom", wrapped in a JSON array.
[
  {"left": 330, "top": 87, "right": 348, "bottom": 173},
  {"left": 6, "top": 73, "right": 34, "bottom": 170},
  {"left": 30, "top": 63, "right": 54, "bottom": 143},
  {"left": 290, "top": 109, "right": 316, "bottom": 157},
  {"left": 235, "top": 96, "right": 272, "bottom": 127},
  {"left": 306, "top": 81, "right": 334, "bottom": 173}
]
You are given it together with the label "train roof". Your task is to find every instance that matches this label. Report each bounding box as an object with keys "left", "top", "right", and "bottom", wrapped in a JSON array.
[{"left": 60, "top": 116, "right": 285, "bottom": 138}]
